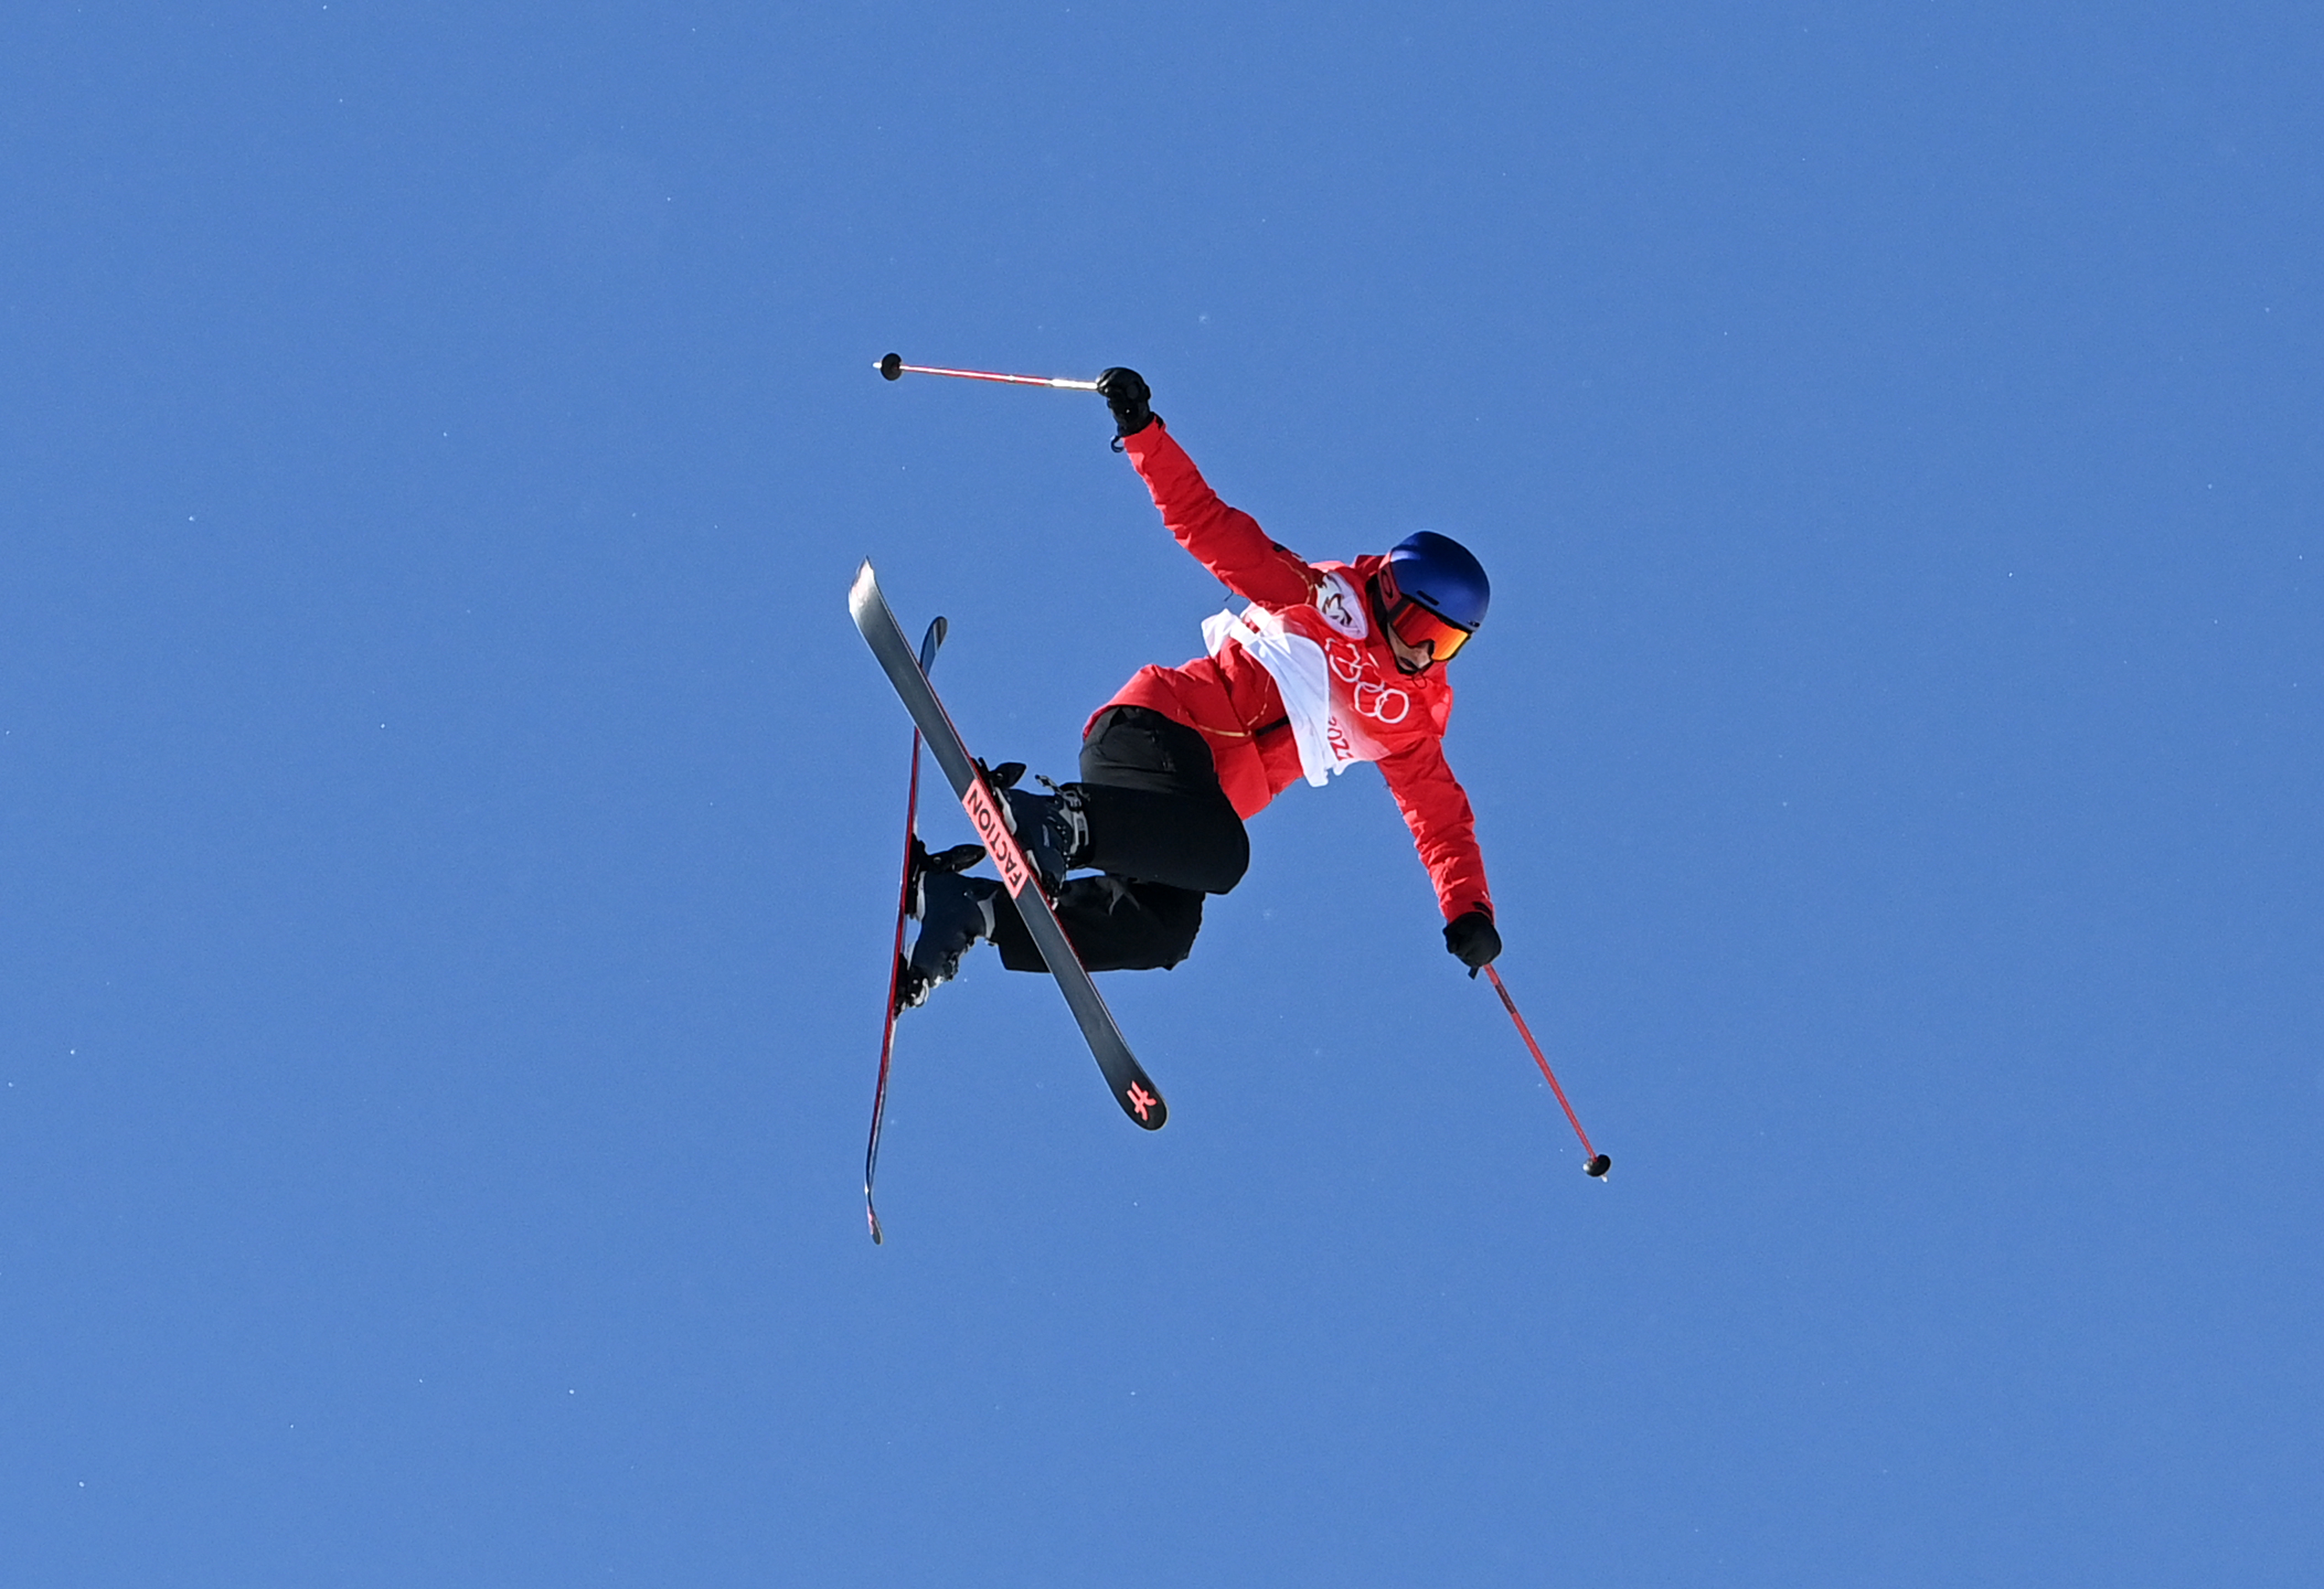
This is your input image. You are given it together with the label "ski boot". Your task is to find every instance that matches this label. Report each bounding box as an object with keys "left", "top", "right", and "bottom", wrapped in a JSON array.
[
  {"left": 981, "top": 761, "right": 1091, "bottom": 891},
  {"left": 896, "top": 838, "right": 1000, "bottom": 1011}
]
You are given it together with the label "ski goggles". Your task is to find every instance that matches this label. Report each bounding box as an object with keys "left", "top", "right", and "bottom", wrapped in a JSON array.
[{"left": 1377, "top": 565, "right": 1476, "bottom": 662}]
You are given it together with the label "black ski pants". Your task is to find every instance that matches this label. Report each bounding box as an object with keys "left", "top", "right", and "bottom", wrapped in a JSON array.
[{"left": 991, "top": 705, "right": 1250, "bottom": 974}]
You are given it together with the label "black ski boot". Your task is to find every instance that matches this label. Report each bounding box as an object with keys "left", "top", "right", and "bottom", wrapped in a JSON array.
[
  {"left": 898, "top": 848, "right": 1003, "bottom": 1010},
  {"left": 982, "top": 761, "right": 1091, "bottom": 889}
]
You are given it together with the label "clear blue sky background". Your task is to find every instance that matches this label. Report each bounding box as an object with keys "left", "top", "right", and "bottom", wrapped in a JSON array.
[{"left": 3, "top": 5, "right": 2318, "bottom": 1584}]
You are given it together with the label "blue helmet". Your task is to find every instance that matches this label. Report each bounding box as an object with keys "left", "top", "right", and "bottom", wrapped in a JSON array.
[{"left": 1385, "top": 531, "right": 1490, "bottom": 632}]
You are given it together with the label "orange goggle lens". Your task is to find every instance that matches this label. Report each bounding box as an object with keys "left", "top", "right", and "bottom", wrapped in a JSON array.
[
  {"left": 1378, "top": 566, "right": 1473, "bottom": 661},
  {"left": 1388, "top": 600, "right": 1472, "bottom": 661}
]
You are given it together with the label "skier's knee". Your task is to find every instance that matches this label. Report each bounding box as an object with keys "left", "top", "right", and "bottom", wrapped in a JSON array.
[
  {"left": 1191, "top": 820, "right": 1250, "bottom": 895},
  {"left": 1132, "top": 884, "right": 1205, "bottom": 968}
]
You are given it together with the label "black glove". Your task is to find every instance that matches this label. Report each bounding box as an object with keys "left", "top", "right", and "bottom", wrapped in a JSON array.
[
  {"left": 1444, "top": 908, "right": 1501, "bottom": 973},
  {"left": 1096, "top": 367, "right": 1154, "bottom": 439}
]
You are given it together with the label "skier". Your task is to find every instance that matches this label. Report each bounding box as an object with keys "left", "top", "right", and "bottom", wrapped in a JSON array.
[{"left": 900, "top": 367, "right": 1500, "bottom": 1005}]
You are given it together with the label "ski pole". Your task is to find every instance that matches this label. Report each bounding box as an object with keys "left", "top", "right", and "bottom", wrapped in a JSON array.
[
  {"left": 1483, "top": 965, "right": 1612, "bottom": 1178},
  {"left": 876, "top": 351, "right": 1100, "bottom": 391}
]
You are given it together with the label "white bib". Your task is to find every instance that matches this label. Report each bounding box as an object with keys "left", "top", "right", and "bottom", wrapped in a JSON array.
[{"left": 1202, "top": 605, "right": 1364, "bottom": 787}]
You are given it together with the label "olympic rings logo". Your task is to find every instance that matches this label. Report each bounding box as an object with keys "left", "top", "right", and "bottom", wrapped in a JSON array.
[{"left": 1354, "top": 681, "right": 1410, "bottom": 724}]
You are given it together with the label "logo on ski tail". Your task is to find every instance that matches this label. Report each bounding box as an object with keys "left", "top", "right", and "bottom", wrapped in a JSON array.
[
  {"left": 1125, "top": 1082, "right": 1158, "bottom": 1122},
  {"left": 963, "top": 779, "right": 1035, "bottom": 898}
]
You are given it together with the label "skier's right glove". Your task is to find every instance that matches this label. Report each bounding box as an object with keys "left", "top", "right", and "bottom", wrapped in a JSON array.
[
  {"left": 1444, "top": 908, "right": 1501, "bottom": 974},
  {"left": 1096, "top": 367, "right": 1155, "bottom": 441}
]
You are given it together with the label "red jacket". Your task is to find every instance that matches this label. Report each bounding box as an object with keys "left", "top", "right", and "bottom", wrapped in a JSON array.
[{"left": 1098, "top": 421, "right": 1493, "bottom": 923}]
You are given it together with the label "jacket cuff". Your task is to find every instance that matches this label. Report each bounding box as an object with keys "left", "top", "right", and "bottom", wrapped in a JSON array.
[{"left": 1120, "top": 414, "right": 1170, "bottom": 461}]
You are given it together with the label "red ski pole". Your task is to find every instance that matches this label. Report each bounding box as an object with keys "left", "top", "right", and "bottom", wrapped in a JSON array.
[
  {"left": 1483, "top": 966, "right": 1611, "bottom": 1178},
  {"left": 875, "top": 351, "right": 1100, "bottom": 391}
]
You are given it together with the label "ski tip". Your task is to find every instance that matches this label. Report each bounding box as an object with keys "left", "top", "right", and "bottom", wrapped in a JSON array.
[
  {"left": 849, "top": 560, "right": 878, "bottom": 613},
  {"left": 877, "top": 352, "right": 903, "bottom": 381},
  {"left": 867, "top": 1206, "right": 885, "bottom": 1243},
  {"left": 1585, "top": 1153, "right": 1612, "bottom": 1179}
]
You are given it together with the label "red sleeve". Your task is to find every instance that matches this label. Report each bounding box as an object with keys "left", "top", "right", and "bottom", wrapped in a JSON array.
[
  {"left": 1377, "top": 732, "right": 1494, "bottom": 922},
  {"left": 1120, "top": 420, "right": 1316, "bottom": 608}
]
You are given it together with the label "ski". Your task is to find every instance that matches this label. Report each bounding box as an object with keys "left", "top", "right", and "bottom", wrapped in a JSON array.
[
  {"left": 865, "top": 615, "right": 948, "bottom": 1245},
  {"left": 849, "top": 561, "right": 1168, "bottom": 1132}
]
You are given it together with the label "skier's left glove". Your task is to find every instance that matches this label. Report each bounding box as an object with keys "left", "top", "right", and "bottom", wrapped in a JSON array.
[
  {"left": 1096, "top": 367, "right": 1155, "bottom": 441},
  {"left": 1444, "top": 908, "right": 1501, "bottom": 974}
]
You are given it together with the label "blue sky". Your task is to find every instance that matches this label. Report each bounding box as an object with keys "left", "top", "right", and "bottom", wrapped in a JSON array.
[{"left": 3, "top": 4, "right": 2318, "bottom": 1584}]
